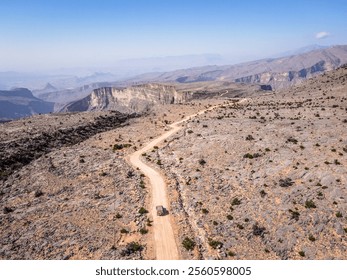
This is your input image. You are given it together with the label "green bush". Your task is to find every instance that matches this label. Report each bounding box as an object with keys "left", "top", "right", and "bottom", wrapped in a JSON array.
[
  {"left": 208, "top": 239, "right": 223, "bottom": 249},
  {"left": 308, "top": 234, "right": 316, "bottom": 242},
  {"left": 199, "top": 159, "right": 206, "bottom": 165},
  {"left": 336, "top": 211, "right": 343, "bottom": 218},
  {"left": 231, "top": 198, "right": 241, "bottom": 206},
  {"left": 298, "top": 251, "right": 305, "bottom": 257},
  {"left": 139, "top": 207, "right": 149, "bottom": 215},
  {"left": 305, "top": 200, "right": 316, "bottom": 209},
  {"left": 228, "top": 251, "right": 236, "bottom": 257},
  {"left": 182, "top": 237, "right": 196, "bottom": 251},
  {"left": 289, "top": 209, "right": 300, "bottom": 221},
  {"left": 115, "top": 213, "right": 122, "bottom": 219}
]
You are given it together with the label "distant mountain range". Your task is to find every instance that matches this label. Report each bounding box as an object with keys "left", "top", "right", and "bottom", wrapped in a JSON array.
[
  {"left": 124, "top": 45, "right": 347, "bottom": 90},
  {"left": 2, "top": 45, "right": 347, "bottom": 121},
  {"left": 0, "top": 88, "right": 54, "bottom": 121},
  {"left": 273, "top": 44, "right": 328, "bottom": 58}
]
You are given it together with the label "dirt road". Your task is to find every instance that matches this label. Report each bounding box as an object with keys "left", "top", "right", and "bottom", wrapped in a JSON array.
[{"left": 128, "top": 104, "right": 220, "bottom": 260}]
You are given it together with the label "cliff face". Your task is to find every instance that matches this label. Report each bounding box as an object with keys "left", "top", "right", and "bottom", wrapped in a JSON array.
[
  {"left": 234, "top": 60, "right": 334, "bottom": 89},
  {"left": 61, "top": 83, "right": 193, "bottom": 113}
]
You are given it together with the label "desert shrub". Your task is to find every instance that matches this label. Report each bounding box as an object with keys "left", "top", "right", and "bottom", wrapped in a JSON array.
[
  {"left": 115, "top": 213, "right": 122, "bottom": 219},
  {"left": 139, "top": 207, "right": 149, "bottom": 215},
  {"left": 260, "top": 190, "right": 267, "bottom": 198},
  {"left": 120, "top": 228, "right": 129, "bottom": 234},
  {"left": 336, "top": 211, "right": 343, "bottom": 218},
  {"left": 199, "top": 159, "right": 206, "bottom": 165},
  {"left": 208, "top": 239, "right": 223, "bottom": 249},
  {"left": 237, "top": 224, "right": 244, "bottom": 230},
  {"left": 228, "top": 251, "right": 236, "bottom": 257},
  {"left": 279, "top": 178, "right": 294, "bottom": 187},
  {"left": 113, "top": 144, "right": 124, "bottom": 150},
  {"left": 182, "top": 237, "right": 196, "bottom": 251},
  {"left": 140, "top": 228, "right": 148, "bottom": 234},
  {"left": 245, "top": 135, "right": 254, "bottom": 141},
  {"left": 298, "top": 251, "right": 305, "bottom": 257},
  {"left": 308, "top": 234, "right": 316, "bottom": 242},
  {"left": 227, "top": 215, "right": 233, "bottom": 220},
  {"left": 121, "top": 242, "right": 143, "bottom": 256},
  {"left": 287, "top": 137, "right": 298, "bottom": 144},
  {"left": 127, "top": 171, "right": 134, "bottom": 178},
  {"left": 289, "top": 209, "right": 300, "bottom": 221},
  {"left": 231, "top": 198, "right": 241, "bottom": 206},
  {"left": 202, "top": 208, "right": 209, "bottom": 214},
  {"left": 34, "top": 190, "right": 44, "bottom": 197},
  {"left": 252, "top": 223, "right": 266, "bottom": 236},
  {"left": 3, "top": 207, "right": 14, "bottom": 214},
  {"left": 243, "top": 153, "right": 261, "bottom": 159},
  {"left": 305, "top": 200, "right": 316, "bottom": 209},
  {"left": 146, "top": 218, "right": 152, "bottom": 227}
]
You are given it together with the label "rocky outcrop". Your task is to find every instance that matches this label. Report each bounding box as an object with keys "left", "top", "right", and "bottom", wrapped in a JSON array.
[{"left": 61, "top": 84, "right": 194, "bottom": 113}]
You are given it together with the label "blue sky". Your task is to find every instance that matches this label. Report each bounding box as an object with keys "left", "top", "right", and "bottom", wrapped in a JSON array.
[{"left": 1, "top": 0, "right": 347, "bottom": 71}]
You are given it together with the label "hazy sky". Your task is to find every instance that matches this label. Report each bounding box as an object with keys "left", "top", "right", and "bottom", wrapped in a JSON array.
[{"left": 1, "top": 0, "right": 347, "bottom": 71}]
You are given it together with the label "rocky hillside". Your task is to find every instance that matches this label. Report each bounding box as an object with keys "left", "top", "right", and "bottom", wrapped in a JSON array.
[
  {"left": 0, "top": 111, "right": 134, "bottom": 181},
  {"left": 147, "top": 65, "right": 347, "bottom": 260},
  {"left": 126, "top": 45, "right": 347, "bottom": 90},
  {"left": 0, "top": 88, "right": 54, "bottom": 121},
  {"left": 61, "top": 83, "right": 193, "bottom": 113}
]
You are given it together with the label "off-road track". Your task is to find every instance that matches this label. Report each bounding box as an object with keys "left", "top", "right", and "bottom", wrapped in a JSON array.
[{"left": 128, "top": 103, "right": 226, "bottom": 259}]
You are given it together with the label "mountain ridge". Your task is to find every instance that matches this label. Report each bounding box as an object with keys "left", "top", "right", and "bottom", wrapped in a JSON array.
[{"left": 124, "top": 45, "right": 347, "bottom": 90}]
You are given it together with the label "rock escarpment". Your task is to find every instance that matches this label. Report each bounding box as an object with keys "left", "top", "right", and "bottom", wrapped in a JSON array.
[{"left": 62, "top": 84, "right": 193, "bottom": 113}]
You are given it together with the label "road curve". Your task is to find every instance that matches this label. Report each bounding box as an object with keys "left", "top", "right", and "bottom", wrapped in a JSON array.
[{"left": 128, "top": 105, "right": 219, "bottom": 260}]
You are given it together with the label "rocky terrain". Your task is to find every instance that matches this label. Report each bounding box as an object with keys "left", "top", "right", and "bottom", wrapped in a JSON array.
[
  {"left": 0, "top": 111, "right": 134, "bottom": 180},
  {"left": 147, "top": 65, "right": 347, "bottom": 259},
  {"left": 0, "top": 65, "right": 346, "bottom": 260},
  {"left": 0, "top": 99, "right": 213, "bottom": 260}
]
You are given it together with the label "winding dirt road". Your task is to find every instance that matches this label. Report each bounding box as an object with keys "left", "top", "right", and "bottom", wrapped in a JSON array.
[{"left": 128, "top": 104, "right": 221, "bottom": 260}]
